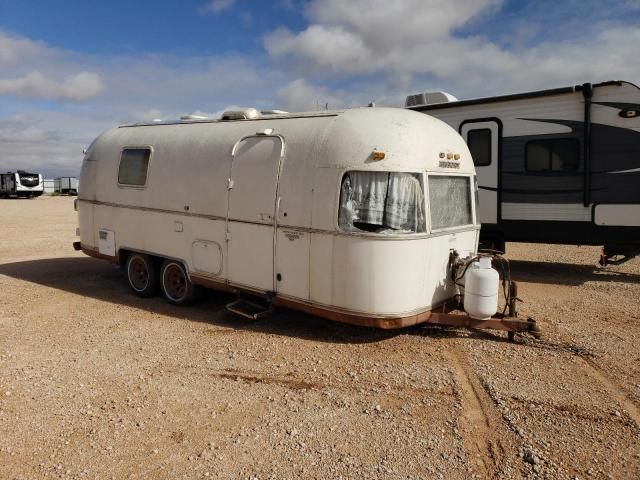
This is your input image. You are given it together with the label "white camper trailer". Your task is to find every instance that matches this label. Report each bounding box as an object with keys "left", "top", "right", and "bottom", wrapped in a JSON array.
[
  {"left": 406, "top": 81, "right": 640, "bottom": 265},
  {"left": 74, "top": 107, "right": 537, "bottom": 335},
  {"left": 0, "top": 171, "right": 44, "bottom": 198}
]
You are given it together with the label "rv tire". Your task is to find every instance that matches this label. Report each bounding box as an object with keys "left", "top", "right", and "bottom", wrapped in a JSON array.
[
  {"left": 126, "top": 253, "right": 159, "bottom": 297},
  {"left": 160, "top": 260, "right": 195, "bottom": 306}
]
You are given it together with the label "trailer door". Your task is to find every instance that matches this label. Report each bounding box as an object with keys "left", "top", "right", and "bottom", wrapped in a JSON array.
[
  {"left": 227, "top": 136, "right": 284, "bottom": 291},
  {"left": 460, "top": 120, "right": 500, "bottom": 225}
]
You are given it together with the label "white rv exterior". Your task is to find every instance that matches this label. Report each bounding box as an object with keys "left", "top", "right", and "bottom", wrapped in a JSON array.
[
  {"left": 76, "top": 107, "right": 479, "bottom": 328},
  {"left": 0, "top": 171, "right": 44, "bottom": 198},
  {"left": 408, "top": 81, "right": 640, "bottom": 261}
]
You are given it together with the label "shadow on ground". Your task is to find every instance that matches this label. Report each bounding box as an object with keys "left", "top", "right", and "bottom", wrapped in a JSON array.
[
  {"left": 0, "top": 256, "right": 406, "bottom": 345},
  {"left": 509, "top": 259, "right": 640, "bottom": 286},
  {"left": 5, "top": 256, "right": 629, "bottom": 344}
]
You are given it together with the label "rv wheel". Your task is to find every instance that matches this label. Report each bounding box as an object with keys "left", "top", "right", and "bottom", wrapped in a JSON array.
[
  {"left": 126, "top": 253, "right": 159, "bottom": 297},
  {"left": 160, "top": 260, "right": 195, "bottom": 305}
]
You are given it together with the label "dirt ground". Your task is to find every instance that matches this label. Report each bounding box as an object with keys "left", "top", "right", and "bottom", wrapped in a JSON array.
[{"left": 1, "top": 196, "right": 638, "bottom": 480}]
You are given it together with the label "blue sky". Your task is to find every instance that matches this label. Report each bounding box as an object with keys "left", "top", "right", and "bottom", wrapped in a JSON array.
[{"left": 1, "top": 0, "right": 639, "bottom": 176}]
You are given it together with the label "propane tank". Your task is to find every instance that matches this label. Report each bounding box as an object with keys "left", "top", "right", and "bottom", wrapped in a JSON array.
[{"left": 463, "top": 257, "right": 499, "bottom": 320}]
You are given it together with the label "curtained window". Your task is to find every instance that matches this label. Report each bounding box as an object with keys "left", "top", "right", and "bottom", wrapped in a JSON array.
[{"left": 338, "top": 171, "right": 426, "bottom": 234}]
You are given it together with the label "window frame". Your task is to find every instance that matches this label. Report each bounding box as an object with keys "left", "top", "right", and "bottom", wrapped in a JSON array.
[
  {"left": 426, "top": 173, "right": 476, "bottom": 233},
  {"left": 117, "top": 146, "right": 153, "bottom": 189},
  {"left": 466, "top": 128, "right": 492, "bottom": 167},
  {"left": 524, "top": 137, "right": 580, "bottom": 173},
  {"left": 335, "top": 169, "right": 428, "bottom": 237}
]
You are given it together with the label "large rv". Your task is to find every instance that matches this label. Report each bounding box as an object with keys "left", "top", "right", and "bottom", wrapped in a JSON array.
[
  {"left": 75, "top": 107, "right": 489, "bottom": 328},
  {"left": 0, "top": 171, "right": 44, "bottom": 198},
  {"left": 406, "top": 81, "right": 640, "bottom": 264}
]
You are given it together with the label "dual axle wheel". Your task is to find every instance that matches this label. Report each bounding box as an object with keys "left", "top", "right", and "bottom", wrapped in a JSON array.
[{"left": 125, "top": 253, "right": 195, "bottom": 305}]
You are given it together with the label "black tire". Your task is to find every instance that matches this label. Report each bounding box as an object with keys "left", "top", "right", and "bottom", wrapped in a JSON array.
[
  {"left": 160, "top": 260, "right": 195, "bottom": 305},
  {"left": 126, "top": 253, "right": 159, "bottom": 297}
]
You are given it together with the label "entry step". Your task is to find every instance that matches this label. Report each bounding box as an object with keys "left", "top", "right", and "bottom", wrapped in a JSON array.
[{"left": 225, "top": 297, "right": 273, "bottom": 320}]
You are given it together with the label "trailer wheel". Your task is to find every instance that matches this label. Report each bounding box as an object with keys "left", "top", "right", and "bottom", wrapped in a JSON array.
[
  {"left": 126, "top": 253, "right": 159, "bottom": 297},
  {"left": 160, "top": 260, "right": 195, "bottom": 305}
]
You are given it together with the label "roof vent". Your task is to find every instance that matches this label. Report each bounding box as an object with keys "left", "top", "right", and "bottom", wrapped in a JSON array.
[
  {"left": 180, "top": 114, "right": 208, "bottom": 120},
  {"left": 404, "top": 91, "right": 458, "bottom": 108},
  {"left": 220, "top": 108, "right": 260, "bottom": 120}
]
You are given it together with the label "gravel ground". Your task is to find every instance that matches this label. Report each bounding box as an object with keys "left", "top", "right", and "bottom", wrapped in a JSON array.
[{"left": 1, "top": 196, "right": 638, "bottom": 479}]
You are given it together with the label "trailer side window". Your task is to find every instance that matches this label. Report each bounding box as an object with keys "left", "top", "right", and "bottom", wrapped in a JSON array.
[
  {"left": 428, "top": 176, "right": 473, "bottom": 230},
  {"left": 118, "top": 148, "right": 151, "bottom": 186},
  {"left": 467, "top": 129, "right": 491, "bottom": 166},
  {"left": 338, "top": 171, "right": 426, "bottom": 234},
  {"left": 525, "top": 138, "right": 579, "bottom": 172}
]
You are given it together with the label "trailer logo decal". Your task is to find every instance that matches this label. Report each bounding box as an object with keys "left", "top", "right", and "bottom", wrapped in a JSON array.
[
  {"left": 283, "top": 230, "right": 303, "bottom": 241},
  {"left": 439, "top": 160, "right": 460, "bottom": 169}
]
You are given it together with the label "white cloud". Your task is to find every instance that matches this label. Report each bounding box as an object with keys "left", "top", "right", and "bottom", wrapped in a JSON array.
[
  {"left": 0, "top": 32, "right": 286, "bottom": 177},
  {"left": 0, "top": 31, "right": 103, "bottom": 102},
  {"left": 264, "top": 0, "right": 640, "bottom": 99},
  {"left": 265, "top": 0, "right": 502, "bottom": 75},
  {"left": 0, "top": 112, "right": 111, "bottom": 177},
  {"left": 0, "top": 71, "right": 103, "bottom": 101},
  {"left": 201, "top": 0, "right": 236, "bottom": 14},
  {"left": 0, "top": 31, "right": 47, "bottom": 66},
  {"left": 276, "top": 78, "right": 346, "bottom": 112}
]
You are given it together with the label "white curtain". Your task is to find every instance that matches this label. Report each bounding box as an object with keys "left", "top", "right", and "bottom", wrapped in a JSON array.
[{"left": 339, "top": 172, "right": 425, "bottom": 233}]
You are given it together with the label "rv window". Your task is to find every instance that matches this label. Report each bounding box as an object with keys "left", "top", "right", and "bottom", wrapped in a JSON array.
[
  {"left": 338, "top": 171, "right": 426, "bottom": 234},
  {"left": 525, "top": 138, "right": 579, "bottom": 172},
  {"left": 118, "top": 148, "right": 151, "bottom": 186},
  {"left": 467, "top": 129, "right": 491, "bottom": 166},
  {"left": 428, "top": 176, "right": 473, "bottom": 230}
]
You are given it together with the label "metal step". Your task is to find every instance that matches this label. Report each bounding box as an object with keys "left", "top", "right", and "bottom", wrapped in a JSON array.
[{"left": 225, "top": 297, "right": 273, "bottom": 320}]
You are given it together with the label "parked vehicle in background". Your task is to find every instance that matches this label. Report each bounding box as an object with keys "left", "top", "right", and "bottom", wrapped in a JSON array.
[
  {"left": 406, "top": 80, "right": 640, "bottom": 265},
  {"left": 0, "top": 170, "right": 44, "bottom": 198},
  {"left": 54, "top": 177, "right": 79, "bottom": 195}
]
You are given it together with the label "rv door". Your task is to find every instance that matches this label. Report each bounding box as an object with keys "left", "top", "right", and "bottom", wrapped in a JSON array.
[
  {"left": 460, "top": 120, "right": 500, "bottom": 225},
  {"left": 227, "top": 136, "right": 284, "bottom": 291}
]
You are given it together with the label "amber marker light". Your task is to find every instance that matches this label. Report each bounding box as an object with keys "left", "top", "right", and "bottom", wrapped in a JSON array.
[
  {"left": 446, "top": 153, "right": 453, "bottom": 159},
  {"left": 454, "top": 153, "right": 460, "bottom": 160},
  {"left": 372, "top": 151, "right": 386, "bottom": 160}
]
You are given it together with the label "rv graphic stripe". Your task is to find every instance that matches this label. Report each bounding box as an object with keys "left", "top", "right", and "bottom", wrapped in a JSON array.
[{"left": 501, "top": 118, "right": 640, "bottom": 204}]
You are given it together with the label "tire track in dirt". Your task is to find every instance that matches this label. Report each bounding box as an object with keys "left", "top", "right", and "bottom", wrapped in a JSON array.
[
  {"left": 445, "top": 348, "right": 512, "bottom": 479},
  {"left": 526, "top": 328, "right": 640, "bottom": 430},
  {"left": 575, "top": 354, "right": 640, "bottom": 429}
]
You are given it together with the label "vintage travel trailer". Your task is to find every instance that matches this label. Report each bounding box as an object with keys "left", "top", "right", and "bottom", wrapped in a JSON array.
[
  {"left": 0, "top": 170, "right": 44, "bottom": 198},
  {"left": 74, "top": 107, "right": 537, "bottom": 335},
  {"left": 406, "top": 80, "right": 640, "bottom": 265}
]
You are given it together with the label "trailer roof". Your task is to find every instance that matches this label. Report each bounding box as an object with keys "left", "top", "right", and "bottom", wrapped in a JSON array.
[
  {"left": 119, "top": 110, "right": 345, "bottom": 128},
  {"left": 407, "top": 80, "right": 636, "bottom": 112}
]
